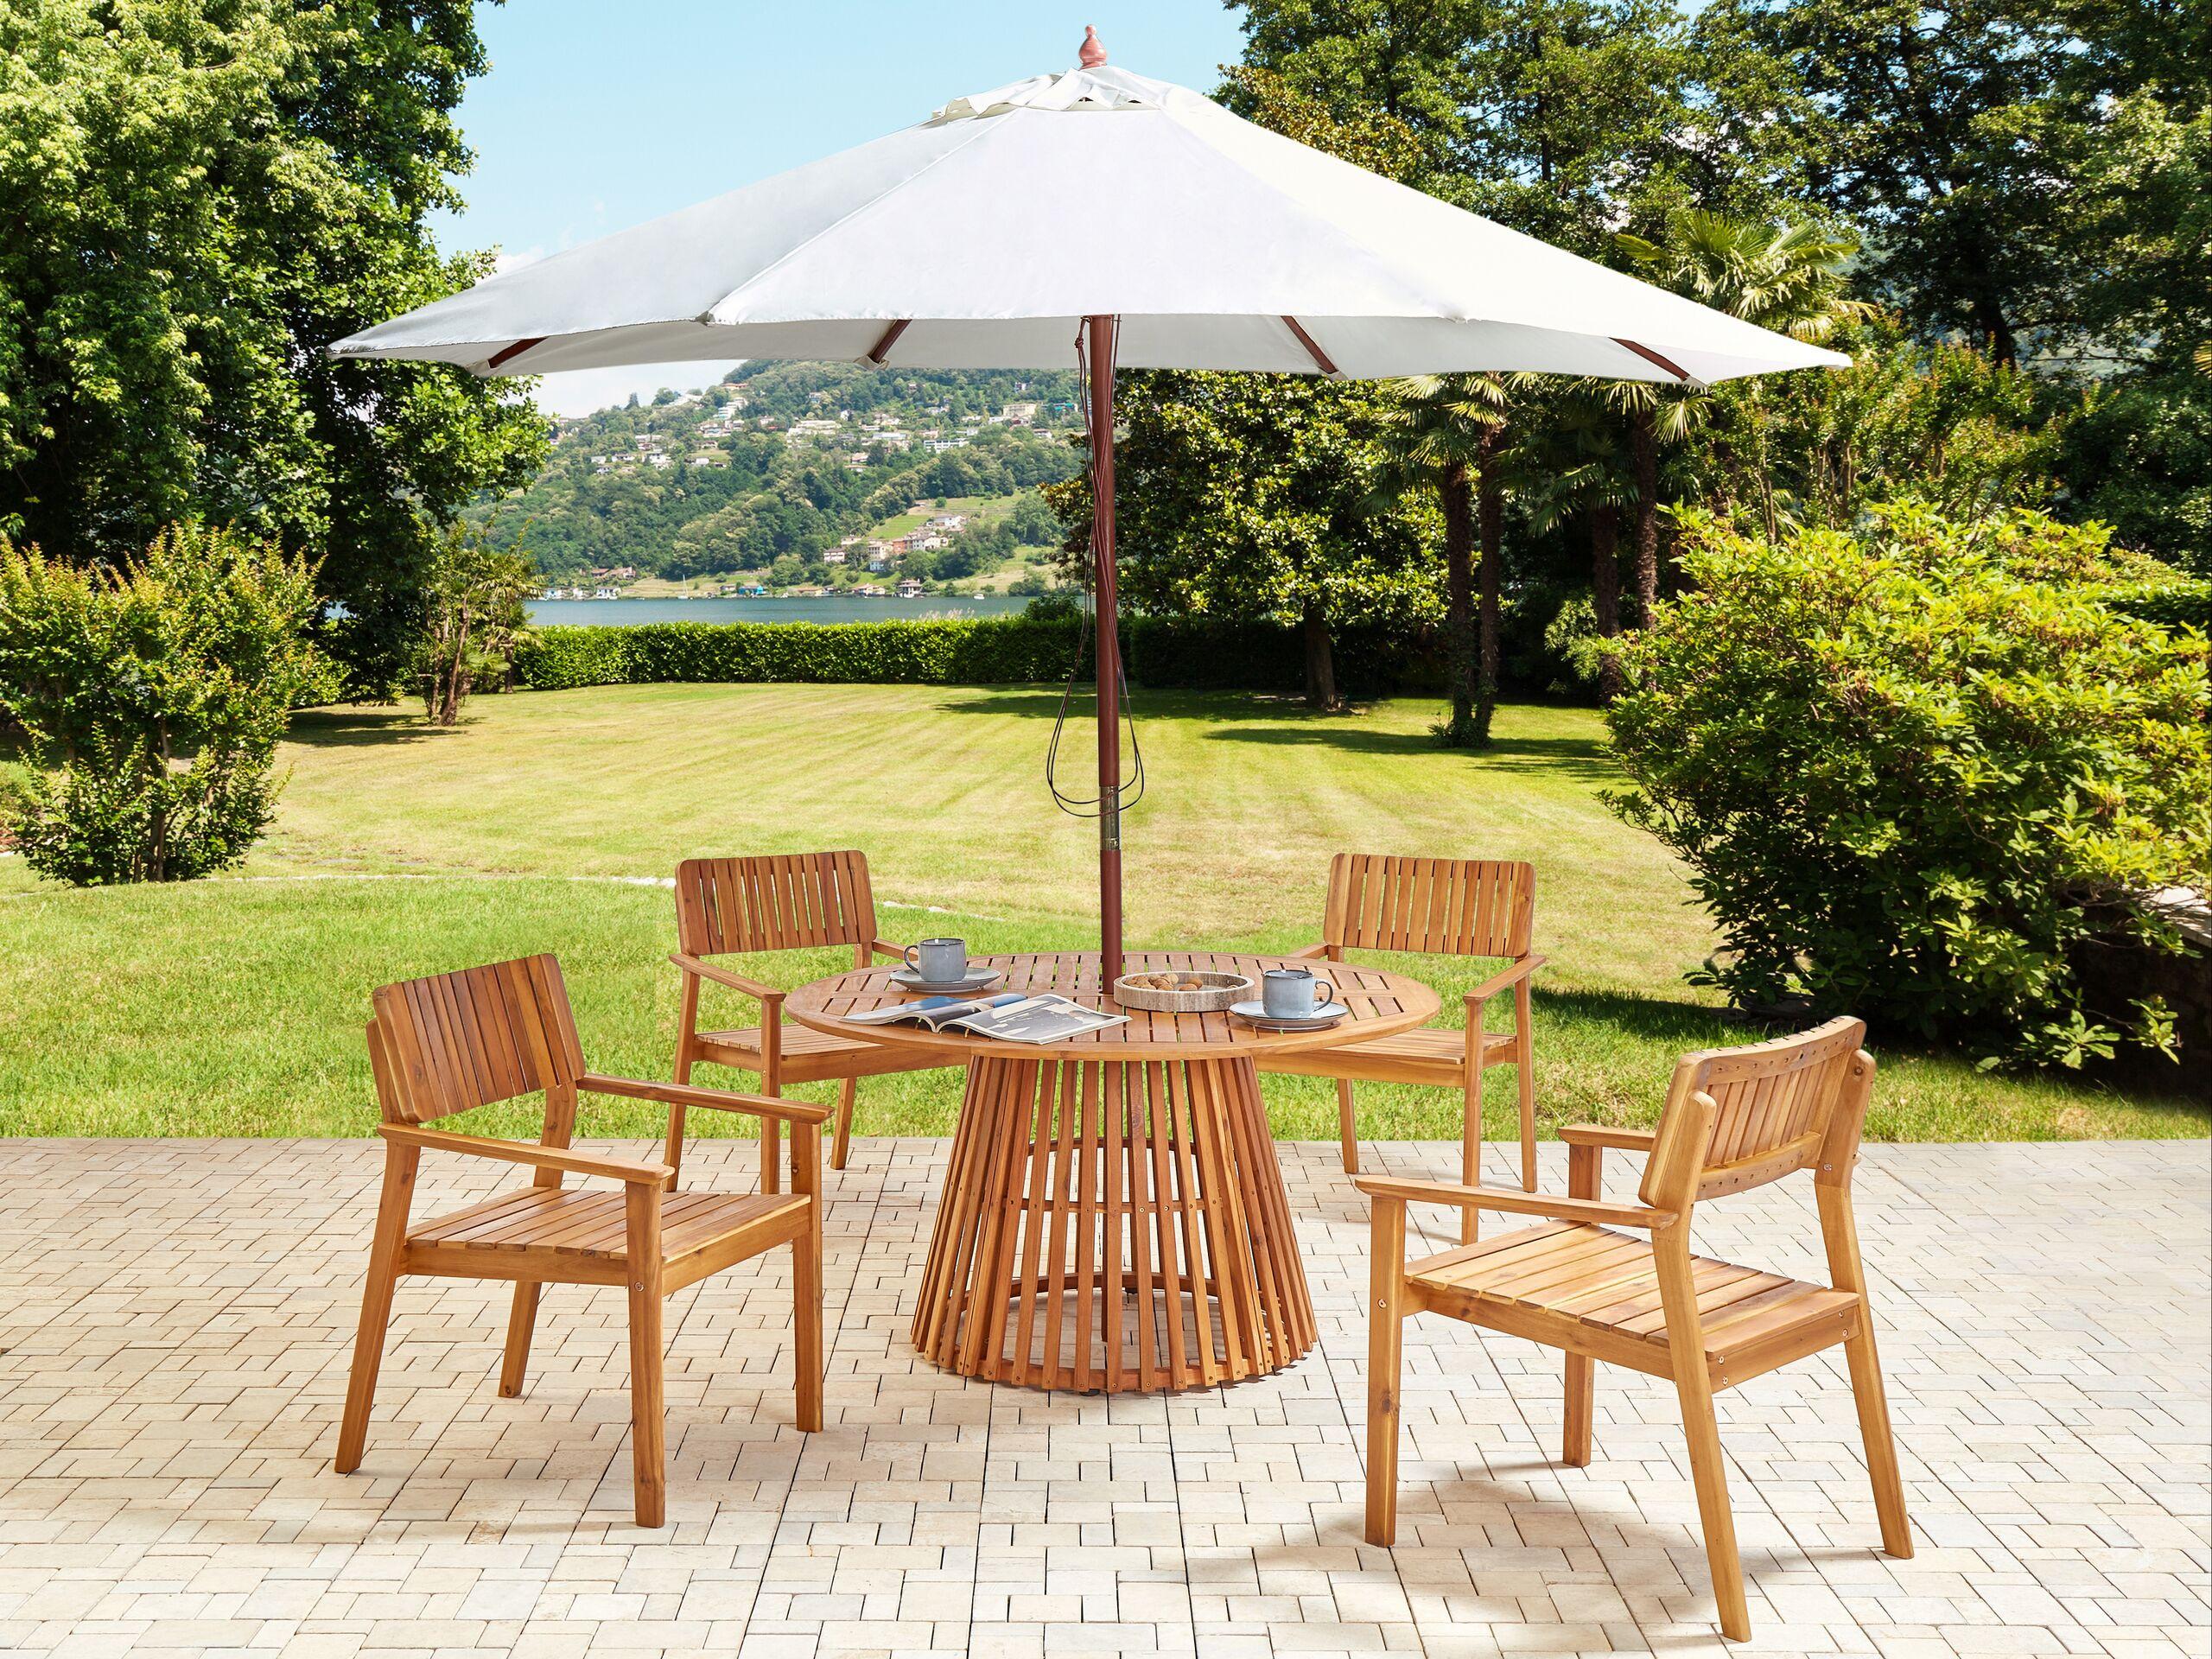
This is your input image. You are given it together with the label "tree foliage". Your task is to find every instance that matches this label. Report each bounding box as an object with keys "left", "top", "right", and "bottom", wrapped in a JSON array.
[
  {"left": 0, "top": 0, "right": 547, "bottom": 695},
  {"left": 1052, "top": 372, "right": 1440, "bottom": 709},
  {"left": 0, "top": 523, "right": 324, "bottom": 883},
  {"left": 1605, "top": 506, "right": 2211, "bottom": 1068},
  {"left": 417, "top": 520, "right": 535, "bottom": 725}
]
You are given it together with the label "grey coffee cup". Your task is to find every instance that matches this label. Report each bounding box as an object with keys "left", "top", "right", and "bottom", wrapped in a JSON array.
[
  {"left": 905, "top": 937, "right": 969, "bottom": 982},
  {"left": 1261, "top": 966, "right": 1334, "bottom": 1019}
]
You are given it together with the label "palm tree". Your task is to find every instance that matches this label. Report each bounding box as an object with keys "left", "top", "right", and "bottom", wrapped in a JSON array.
[
  {"left": 1516, "top": 397, "right": 1637, "bottom": 701},
  {"left": 1611, "top": 213, "right": 1875, "bottom": 617},
  {"left": 1375, "top": 373, "right": 1512, "bottom": 745}
]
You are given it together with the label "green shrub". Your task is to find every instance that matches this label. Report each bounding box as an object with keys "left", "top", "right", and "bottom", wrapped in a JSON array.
[
  {"left": 0, "top": 524, "right": 324, "bottom": 883},
  {"left": 2108, "top": 577, "right": 2212, "bottom": 633},
  {"left": 1605, "top": 505, "right": 2212, "bottom": 1069}
]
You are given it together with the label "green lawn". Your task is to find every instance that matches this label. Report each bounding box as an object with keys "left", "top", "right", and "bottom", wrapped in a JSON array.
[{"left": 3, "top": 684, "right": 2201, "bottom": 1143}]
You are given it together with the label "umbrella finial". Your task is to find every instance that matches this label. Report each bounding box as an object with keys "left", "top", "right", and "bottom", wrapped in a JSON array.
[{"left": 1078, "top": 25, "right": 1108, "bottom": 68}]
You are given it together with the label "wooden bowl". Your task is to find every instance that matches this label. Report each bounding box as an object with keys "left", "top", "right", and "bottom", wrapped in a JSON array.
[{"left": 1110, "top": 969, "right": 1256, "bottom": 1012}]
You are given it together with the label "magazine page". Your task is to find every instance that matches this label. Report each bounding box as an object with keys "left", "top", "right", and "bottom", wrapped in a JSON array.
[
  {"left": 949, "top": 994, "right": 1128, "bottom": 1045},
  {"left": 843, "top": 994, "right": 1021, "bottom": 1029}
]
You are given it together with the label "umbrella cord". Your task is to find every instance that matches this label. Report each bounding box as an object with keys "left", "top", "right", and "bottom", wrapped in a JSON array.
[{"left": 1046, "top": 316, "right": 1145, "bottom": 820}]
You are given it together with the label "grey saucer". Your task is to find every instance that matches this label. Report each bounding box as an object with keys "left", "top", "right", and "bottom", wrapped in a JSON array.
[
  {"left": 889, "top": 966, "right": 1005, "bottom": 995},
  {"left": 1229, "top": 999, "right": 1350, "bottom": 1031}
]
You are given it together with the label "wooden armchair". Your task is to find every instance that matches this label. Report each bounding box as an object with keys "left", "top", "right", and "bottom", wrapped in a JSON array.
[
  {"left": 334, "top": 952, "right": 830, "bottom": 1528},
  {"left": 1256, "top": 855, "right": 1543, "bottom": 1230},
  {"left": 1357, "top": 1016, "right": 1912, "bottom": 1641},
  {"left": 669, "top": 850, "right": 948, "bottom": 1188}
]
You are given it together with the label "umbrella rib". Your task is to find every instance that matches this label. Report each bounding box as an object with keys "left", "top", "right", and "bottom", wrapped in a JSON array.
[
  {"left": 485, "top": 336, "right": 548, "bottom": 372},
  {"left": 865, "top": 320, "right": 912, "bottom": 365},
  {"left": 1282, "top": 316, "right": 1339, "bottom": 377},
  {"left": 1612, "top": 337, "right": 1692, "bottom": 381}
]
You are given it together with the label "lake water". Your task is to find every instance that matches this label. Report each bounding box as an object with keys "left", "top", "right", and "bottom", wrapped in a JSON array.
[{"left": 529, "top": 594, "right": 1035, "bottom": 627}]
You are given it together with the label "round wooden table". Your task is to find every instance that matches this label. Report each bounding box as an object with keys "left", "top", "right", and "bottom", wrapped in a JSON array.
[{"left": 785, "top": 951, "right": 1439, "bottom": 1394}]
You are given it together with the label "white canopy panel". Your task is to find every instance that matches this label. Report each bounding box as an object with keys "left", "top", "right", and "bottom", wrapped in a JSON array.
[{"left": 333, "top": 65, "right": 1845, "bottom": 387}]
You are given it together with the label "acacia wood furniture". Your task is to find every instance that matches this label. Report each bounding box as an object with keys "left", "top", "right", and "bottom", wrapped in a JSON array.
[
  {"left": 787, "top": 950, "right": 1440, "bottom": 1393},
  {"left": 1257, "top": 855, "right": 1545, "bottom": 1240},
  {"left": 1357, "top": 1016, "right": 1912, "bottom": 1641},
  {"left": 334, "top": 952, "right": 830, "bottom": 1528},
  {"left": 670, "top": 851, "right": 949, "bottom": 1187}
]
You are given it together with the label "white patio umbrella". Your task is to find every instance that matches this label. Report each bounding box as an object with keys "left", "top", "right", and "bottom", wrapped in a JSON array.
[{"left": 334, "top": 29, "right": 1844, "bottom": 980}]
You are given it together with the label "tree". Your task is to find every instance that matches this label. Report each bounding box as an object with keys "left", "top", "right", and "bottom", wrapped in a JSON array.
[
  {"left": 2061, "top": 372, "right": 2212, "bottom": 575},
  {"left": 418, "top": 522, "right": 537, "bottom": 725},
  {"left": 1692, "top": 315, "right": 2059, "bottom": 538},
  {"left": 1611, "top": 210, "right": 1873, "bottom": 613},
  {"left": 1694, "top": 0, "right": 2209, "bottom": 370},
  {"left": 0, "top": 524, "right": 324, "bottom": 884},
  {"left": 0, "top": 1, "right": 547, "bottom": 696},
  {"left": 1059, "top": 372, "right": 1440, "bottom": 709},
  {"left": 1375, "top": 375, "right": 1512, "bottom": 742}
]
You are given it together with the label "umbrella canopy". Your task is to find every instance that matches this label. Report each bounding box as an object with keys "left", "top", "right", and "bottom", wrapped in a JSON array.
[
  {"left": 333, "top": 37, "right": 1844, "bottom": 982},
  {"left": 332, "top": 59, "right": 1842, "bottom": 387}
]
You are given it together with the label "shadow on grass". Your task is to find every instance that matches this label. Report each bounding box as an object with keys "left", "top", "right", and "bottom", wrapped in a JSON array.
[
  {"left": 929, "top": 686, "right": 1620, "bottom": 777},
  {"left": 1209, "top": 724, "right": 1619, "bottom": 779},
  {"left": 1535, "top": 986, "right": 1746, "bottom": 1047},
  {"left": 288, "top": 709, "right": 456, "bottom": 748},
  {"left": 929, "top": 686, "right": 1345, "bottom": 722}
]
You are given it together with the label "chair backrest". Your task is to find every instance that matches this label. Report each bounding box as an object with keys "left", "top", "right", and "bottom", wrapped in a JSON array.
[
  {"left": 674, "top": 851, "right": 880, "bottom": 959},
  {"left": 1639, "top": 1015, "right": 1872, "bottom": 1208},
  {"left": 1322, "top": 854, "right": 1535, "bottom": 959},
  {"left": 367, "top": 953, "right": 586, "bottom": 1125}
]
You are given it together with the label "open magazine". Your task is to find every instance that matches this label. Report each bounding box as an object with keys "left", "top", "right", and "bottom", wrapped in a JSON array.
[{"left": 845, "top": 992, "right": 1127, "bottom": 1045}]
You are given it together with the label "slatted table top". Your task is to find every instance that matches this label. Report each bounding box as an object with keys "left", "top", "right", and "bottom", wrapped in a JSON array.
[{"left": 785, "top": 950, "right": 1440, "bottom": 1061}]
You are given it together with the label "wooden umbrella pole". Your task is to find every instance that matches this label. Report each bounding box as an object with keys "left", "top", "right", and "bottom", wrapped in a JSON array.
[{"left": 1088, "top": 313, "right": 1124, "bottom": 984}]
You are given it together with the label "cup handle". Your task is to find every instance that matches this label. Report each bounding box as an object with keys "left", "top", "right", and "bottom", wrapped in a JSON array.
[
  {"left": 1313, "top": 979, "right": 1335, "bottom": 1007},
  {"left": 904, "top": 944, "right": 921, "bottom": 971}
]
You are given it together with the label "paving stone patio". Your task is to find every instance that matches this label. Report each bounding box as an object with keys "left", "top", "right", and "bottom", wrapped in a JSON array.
[{"left": 0, "top": 1136, "right": 2204, "bottom": 1659}]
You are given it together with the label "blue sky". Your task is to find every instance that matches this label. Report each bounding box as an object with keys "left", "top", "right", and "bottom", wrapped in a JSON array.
[{"left": 442, "top": 3, "right": 1250, "bottom": 414}]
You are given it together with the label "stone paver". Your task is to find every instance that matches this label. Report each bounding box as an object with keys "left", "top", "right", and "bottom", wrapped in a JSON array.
[{"left": 0, "top": 1137, "right": 2203, "bottom": 1658}]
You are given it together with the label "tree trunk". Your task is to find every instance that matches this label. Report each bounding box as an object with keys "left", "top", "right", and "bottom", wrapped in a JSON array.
[
  {"left": 1592, "top": 505, "right": 1623, "bottom": 704},
  {"left": 1438, "top": 461, "right": 1478, "bottom": 746},
  {"left": 1476, "top": 433, "right": 1504, "bottom": 743},
  {"left": 1630, "top": 408, "right": 1659, "bottom": 628},
  {"left": 1301, "top": 600, "right": 1338, "bottom": 711}
]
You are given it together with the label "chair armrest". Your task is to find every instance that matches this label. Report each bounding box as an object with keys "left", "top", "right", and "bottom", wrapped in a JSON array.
[
  {"left": 1466, "top": 954, "right": 1547, "bottom": 1007},
  {"left": 670, "top": 953, "right": 785, "bottom": 1006},
  {"left": 1286, "top": 940, "right": 1334, "bottom": 961},
  {"left": 378, "top": 1123, "right": 672, "bottom": 1185},
  {"left": 870, "top": 938, "right": 910, "bottom": 963},
  {"left": 1351, "top": 1173, "right": 1673, "bottom": 1230},
  {"left": 1560, "top": 1125, "right": 1655, "bottom": 1152},
  {"left": 579, "top": 1072, "right": 833, "bottom": 1126}
]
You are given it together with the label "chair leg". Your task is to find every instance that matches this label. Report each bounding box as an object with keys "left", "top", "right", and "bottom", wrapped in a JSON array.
[
  {"left": 761, "top": 1118, "right": 783, "bottom": 1196},
  {"left": 624, "top": 1185, "right": 667, "bottom": 1528},
  {"left": 1563, "top": 1352, "right": 1594, "bottom": 1466},
  {"left": 499, "top": 1282, "right": 542, "bottom": 1398},
  {"left": 793, "top": 1213, "right": 823, "bottom": 1433},
  {"left": 666, "top": 1033, "right": 696, "bottom": 1193},
  {"left": 1674, "top": 1366, "right": 1751, "bottom": 1641},
  {"left": 830, "top": 1077, "right": 857, "bottom": 1173},
  {"left": 1337, "top": 1078, "right": 1358, "bottom": 1174},
  {"left": 335, "top": 1145, "right": 416, "bottom": 1475},
  {"left": 1516, "top": 1039, "right": 1538, "bottom": 1192},
  {"left": 1842, "top": 1313, "right": 1914, "bottom": 1558},
  {"left": 1364, "top": 1197, "right": 1406, "bottom": 1546},
  {"left": 1459, "top": 1065, "right": 1484, "bottom": 1245}
]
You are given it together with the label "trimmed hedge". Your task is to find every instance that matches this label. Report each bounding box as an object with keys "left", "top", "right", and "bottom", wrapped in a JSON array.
[{"left": 512, "top": 613, "right": 1444, "bottom": 696}]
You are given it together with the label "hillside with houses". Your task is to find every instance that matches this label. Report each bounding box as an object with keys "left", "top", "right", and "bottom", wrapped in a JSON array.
[{"left": 474, "top": 361, "right": 1084, "bottom": 597}]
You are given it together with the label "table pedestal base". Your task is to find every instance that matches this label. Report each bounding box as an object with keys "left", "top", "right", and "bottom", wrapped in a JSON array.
[{"left": 912, "top": 1055, "right": 1316, "bottom": 1392}]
